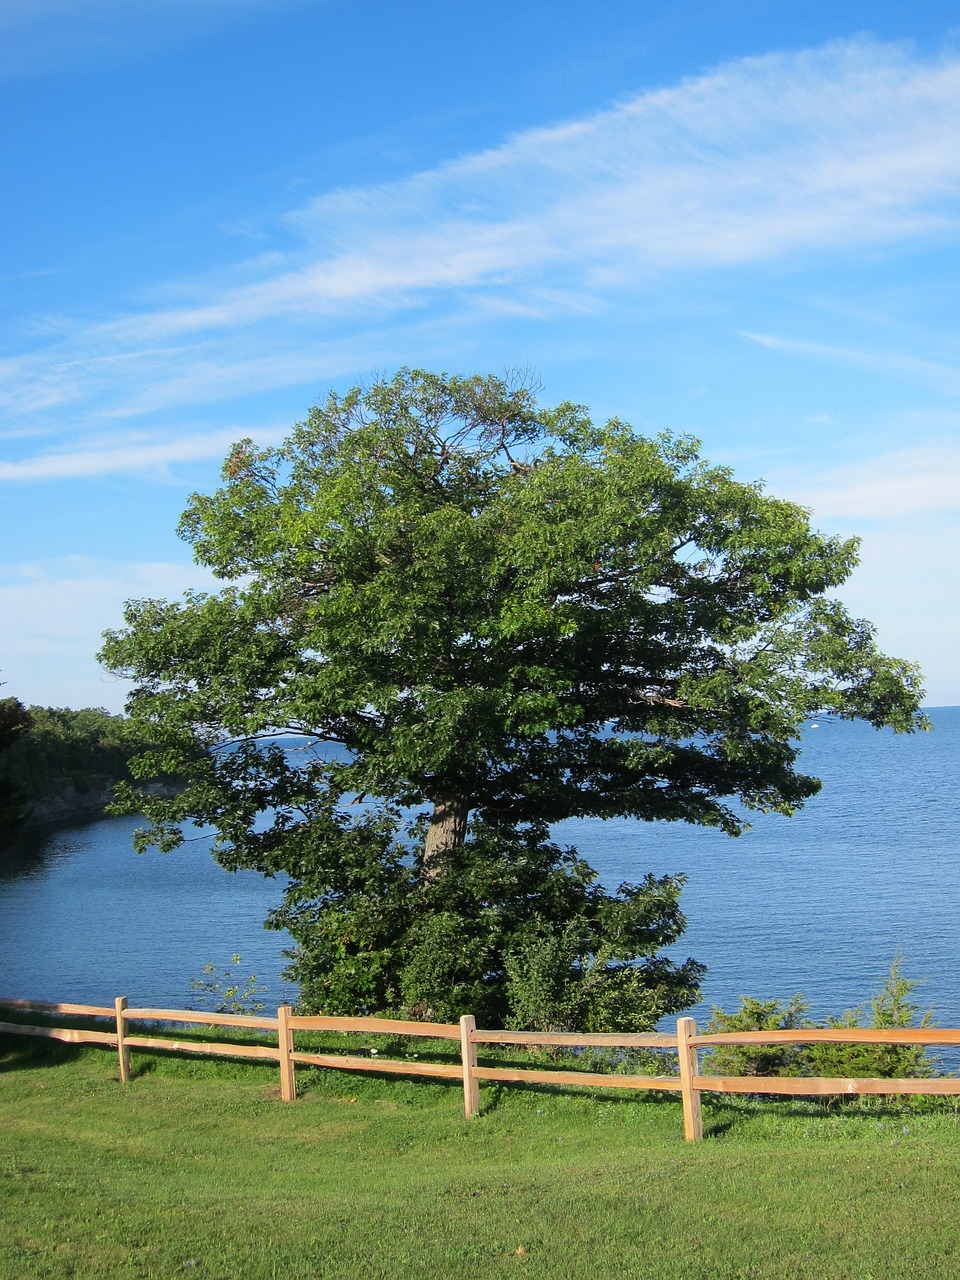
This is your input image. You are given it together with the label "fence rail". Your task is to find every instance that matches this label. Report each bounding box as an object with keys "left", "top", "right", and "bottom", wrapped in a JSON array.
[
  {"left": 692, "top": 1027, "right": 960, "bottom": 1046},
  {"left": 3, "top": 996, "right": 959, "bottom": 1140}
]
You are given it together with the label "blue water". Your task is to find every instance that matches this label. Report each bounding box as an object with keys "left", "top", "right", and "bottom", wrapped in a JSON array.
[
  {"left": 0, "top": 818, "right": 294, "bottom": 1009},
  {"left": 562, "top": 706, "right": 960, "bottom": 1028},
  {"left": 0, "top": 708, "right": 957, "bottom": 1027}
]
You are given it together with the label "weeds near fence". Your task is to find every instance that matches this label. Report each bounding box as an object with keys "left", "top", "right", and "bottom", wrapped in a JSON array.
[{"left": 188, "top": 954, "right": 267, "bottom": 1015}]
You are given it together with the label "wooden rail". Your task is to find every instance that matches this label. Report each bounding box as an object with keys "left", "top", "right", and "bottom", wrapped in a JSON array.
[
  {"left": 692, "top": 1027, "right": 960, "bottom": 1046},
  {"left": 0, "top": 997, "right": 282, "bottom": 1083},
  {"left": 673, "top": 1023, "right": 960, "bottom": 1139},
  {"left": 288, "top": 1013, "right": 460, "bottom": 1039},
  {"left": 3, "top": 997, "right": 959, "bottom": 1140}
]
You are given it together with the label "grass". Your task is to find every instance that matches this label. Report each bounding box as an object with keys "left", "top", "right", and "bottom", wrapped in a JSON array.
[{"left": 3, "top": 1033, "right": 960, "bottom": 1279}]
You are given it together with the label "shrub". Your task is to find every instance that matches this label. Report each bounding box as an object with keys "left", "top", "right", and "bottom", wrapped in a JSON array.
[
  {"left": 806, "top": 954, "right": 937, "bottom": 1079},
  {"left": 701, "top": 956, "right": 938, "bottom": 1082},
  {"left": 701, "top": 994, "right": 812, "bottom": 1078},
  {"left": 189, "top": 955, "right": 266, "bottom": 1015}
]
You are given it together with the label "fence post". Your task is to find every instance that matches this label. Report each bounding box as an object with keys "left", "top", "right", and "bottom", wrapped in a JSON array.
[
  {"left": 677, "top": 1016, "right": 703, "bottom": 1142},
  {"left": 460, "top": 1014, "right": 480, "bottom": 1118},
  {"left": 114, "top": 996, "right": 131, "bottom": 1084},
  {"left": 278, "top": 1005, "right": 296, "bottom": 1102}
]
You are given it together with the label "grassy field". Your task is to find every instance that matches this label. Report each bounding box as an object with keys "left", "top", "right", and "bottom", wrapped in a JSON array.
[{"left": 3, "top": 1033, "right": 960, "bottom": 1279}]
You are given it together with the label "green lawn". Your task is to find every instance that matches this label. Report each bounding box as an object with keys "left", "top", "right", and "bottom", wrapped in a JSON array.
[{"left": 3, "top": 1034, "right": 960, "bottom": 1279}]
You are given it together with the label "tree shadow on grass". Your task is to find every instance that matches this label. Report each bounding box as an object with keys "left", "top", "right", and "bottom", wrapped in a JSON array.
[{"left": 0, "top": 1031, "right": 84, "bottom": 1073}]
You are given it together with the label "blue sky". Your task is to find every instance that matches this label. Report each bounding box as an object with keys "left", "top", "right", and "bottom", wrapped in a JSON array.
[{"left": 2, "top": 0, "right": 959, "bottom": 710}]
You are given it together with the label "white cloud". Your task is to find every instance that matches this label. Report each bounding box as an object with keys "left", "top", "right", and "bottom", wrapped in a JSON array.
[
  {"left": 770, "top": 444, "right": 960, "bottom": 522},
  {"left": 4, "top": 36, "right": 960, "bottom": 482},
  {"left": 757, "top": 441, "right": 960, "bottom": 704},
  {"left": 0, "top": 557, "right": 220, "bottom": 711},
  {"left": 743, "top": 332, "right": 960, "bottom": 397},
  {"left": 0, "top": 425, "right": 286, "bottom": 481},
  {"left": 91, "top": 39, "right": 960, "bottom": 342},
  {"left": 831, "top": 524, "right": 960, "bottom": 706}
]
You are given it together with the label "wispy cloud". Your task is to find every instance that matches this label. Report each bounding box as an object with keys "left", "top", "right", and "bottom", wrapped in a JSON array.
[
  {"left": 0, "top": 425, "right": 287, "bottom": 481},
  {"left": 94, "top": 39, "right": 960, "bottom": 342},
  {"left": 743, "top": 332, "right": 960, "bottom": 397},
  {"left": 5, "top": 37, "right": 960, "bottom": 475},
  {"left": 769, "top": 444, "right": 960, "bottom": 521}
]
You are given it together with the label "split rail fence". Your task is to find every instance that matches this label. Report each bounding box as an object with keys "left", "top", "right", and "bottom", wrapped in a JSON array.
[{"left": 5, "top": 997, "right": 960, "bottom": 1140}]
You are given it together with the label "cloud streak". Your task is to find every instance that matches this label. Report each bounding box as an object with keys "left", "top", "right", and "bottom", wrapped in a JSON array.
[
  {"left": 0, "top": 0, "right": 312, "bottom": 79},
  {"left": 0, "top": 424, "right": 291, "bottom": 481},
  {"left": 98, "top": 39, "right": 960, "bottom": 341},
  {"left": 743, "top": 332, "right": 960, "bottom": 397}
]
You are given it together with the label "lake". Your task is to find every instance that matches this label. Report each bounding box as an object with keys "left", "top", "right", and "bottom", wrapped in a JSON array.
[{"left": 1, "top": 707, "right": 958, "bottom": 1029}]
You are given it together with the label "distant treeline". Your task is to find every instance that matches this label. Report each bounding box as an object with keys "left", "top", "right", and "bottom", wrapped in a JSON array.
[{"left": 0, "top": 700, "right": 152, "bottom": 838}]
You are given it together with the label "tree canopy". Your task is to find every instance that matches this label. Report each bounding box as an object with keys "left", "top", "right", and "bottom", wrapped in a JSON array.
[{"left": 99, "top": 369, "right": 926, "bottom": 1028}]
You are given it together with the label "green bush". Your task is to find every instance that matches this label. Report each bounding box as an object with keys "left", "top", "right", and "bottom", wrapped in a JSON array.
[
  {"left": 702, "top": 956, "right": 938, "bottom": 1081},
  {"left": 702, "top": 994, "right": 812, "bottom": 1078},
  {"left": 280, "top": 816, "right": 705, "bottom": 1030},
  {"left": 806, "top": 955, "right": 937, "bottom": 1079}
]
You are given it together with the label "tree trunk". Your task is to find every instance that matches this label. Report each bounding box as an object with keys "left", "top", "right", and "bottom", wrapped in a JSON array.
[{"left": 422, "top": 795, "right": 470, "bottom": 880}]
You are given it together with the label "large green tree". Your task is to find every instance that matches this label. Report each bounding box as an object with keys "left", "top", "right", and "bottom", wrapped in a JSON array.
[{"left": 99, "top": 370, "right": 926, "bottom": 1028}]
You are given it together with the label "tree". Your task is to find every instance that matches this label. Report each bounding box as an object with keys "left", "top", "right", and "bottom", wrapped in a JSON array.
[
  {"left": 0, "top": 703, "right": 158, "bottom": 831},
  {"left": 0, "top": 691, "right": 33, "bottom": 842},
  {"left": 99, "top": 369, "right": 926, "bottom": 1028}
]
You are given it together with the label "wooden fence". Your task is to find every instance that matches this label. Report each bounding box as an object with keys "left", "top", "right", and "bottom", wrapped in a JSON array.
[{"left": 5, "top": 997, "right": 960, "bottom": 1140}]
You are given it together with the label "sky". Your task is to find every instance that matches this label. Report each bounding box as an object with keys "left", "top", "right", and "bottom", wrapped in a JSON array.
[{"left": 1, "top": 0, "right": 959, "bottom": 711}]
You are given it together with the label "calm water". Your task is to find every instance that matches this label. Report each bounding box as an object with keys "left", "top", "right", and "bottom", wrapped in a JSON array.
[{"left": 1, "top": 708, "right": 958, "bottom": 1026}]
